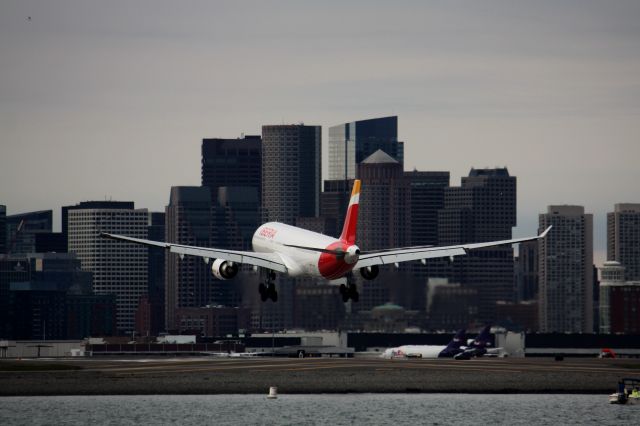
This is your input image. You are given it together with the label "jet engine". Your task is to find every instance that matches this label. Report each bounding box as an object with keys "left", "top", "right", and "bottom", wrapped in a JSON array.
[
  {"left": 359, "top": 265, "right": 379, "bottom": 280},
  {"left": 211, "top": 258, "right": 238, "bottom": 280}
]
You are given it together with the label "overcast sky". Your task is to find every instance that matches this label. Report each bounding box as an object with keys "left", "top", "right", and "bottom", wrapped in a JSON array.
[{"left": 2, "top": 0, "right": 639, "bottom": 263}]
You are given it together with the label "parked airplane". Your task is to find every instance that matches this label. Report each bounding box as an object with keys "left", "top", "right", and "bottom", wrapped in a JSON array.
[
  {"left": 380, "top": 329, "right": 466, "bottom": 359},
  {"left": 381, "top": 326, "right": 498, "bottom": 360},
  {"left": 454, "top": 325, "right": 498, "bottom": 359},
  {"left": 101, "top": 179, "right": 551, "bottom": 303}
]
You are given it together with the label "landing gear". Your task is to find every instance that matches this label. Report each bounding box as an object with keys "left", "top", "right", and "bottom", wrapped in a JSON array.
[
  {"left": 258, "top": 269, "right": 278, "bottom": 302},
  {"left": 339, "top": 274, "right": 359, "bottom": 302}
]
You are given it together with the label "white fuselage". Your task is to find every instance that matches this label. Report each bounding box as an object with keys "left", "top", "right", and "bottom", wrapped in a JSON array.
[
  {"left": 381, "top": 345, "right": 449, "bottom": 359},
  {"left": 252, "top": 222, "right": 338, "bottom": 277}
]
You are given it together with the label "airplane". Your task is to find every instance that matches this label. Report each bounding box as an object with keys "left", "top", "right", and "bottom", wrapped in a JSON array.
[
  {"left": 454, "top": 325, "right": 499, "bottom": 359},
  {"left": 380, "top": 329, "right": 466, "bottom": 359},
  {"left": 100, "top": 179, "right": 552, "bottom": 303}
]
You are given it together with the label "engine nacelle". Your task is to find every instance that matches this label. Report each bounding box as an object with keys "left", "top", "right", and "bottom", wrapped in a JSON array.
[
  {"left": 344, "top": 245, "right": 361, "bottom": 264},
  {"left": 359, "top": 265, "right": 379, "bottom": 280},
  {"left": 211, "top": 258, "right": 238, "bottom": 280}
]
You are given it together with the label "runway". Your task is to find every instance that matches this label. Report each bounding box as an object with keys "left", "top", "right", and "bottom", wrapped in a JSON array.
[{"left": 1, "top": 357, "right": 638, "bottom": 395}]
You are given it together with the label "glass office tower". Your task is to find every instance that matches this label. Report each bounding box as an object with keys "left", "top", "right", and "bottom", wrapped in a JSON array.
[{"left": 328, "top": 116, "right": 403, "bottom": 180}]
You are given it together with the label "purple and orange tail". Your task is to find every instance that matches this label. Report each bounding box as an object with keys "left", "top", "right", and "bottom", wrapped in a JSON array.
[{"left": 339, "top": 180, "right": 361, "bottom": 245}]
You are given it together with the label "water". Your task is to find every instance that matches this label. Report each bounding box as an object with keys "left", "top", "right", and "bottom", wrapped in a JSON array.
[{"left": 0, "top": 394, "right": 636, "bottom": 425}]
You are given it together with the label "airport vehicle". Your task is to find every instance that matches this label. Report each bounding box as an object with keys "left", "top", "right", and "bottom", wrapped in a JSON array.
[
  {"left": 101, "top": 180, "right": 551, "bottom": 303},
  {"left": 380, "top": 329, "right": 466, "bottom": 359},
  {"left": 609, "top": 378, "right": 640, "bottom": 404}
]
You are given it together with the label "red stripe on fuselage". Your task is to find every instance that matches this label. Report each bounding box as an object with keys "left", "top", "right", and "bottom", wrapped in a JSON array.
[{"left": 317, "top": 241, "right": 356, "bottom": 280}]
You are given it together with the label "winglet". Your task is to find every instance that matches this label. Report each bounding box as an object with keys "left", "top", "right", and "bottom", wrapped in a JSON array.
[
  {"left": 339, "top": 180, "right": 361, "bottom": 245},
  {"left": 540, "top": 226, "right": 552, "bottom": 238}
]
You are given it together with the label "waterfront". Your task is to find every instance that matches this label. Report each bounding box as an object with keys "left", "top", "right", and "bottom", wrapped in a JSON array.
[{"left": 0, "top": 394, "right": 636, "bottom": 425}]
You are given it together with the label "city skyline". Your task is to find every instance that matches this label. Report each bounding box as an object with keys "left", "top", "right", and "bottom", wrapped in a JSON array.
[{"left": 2, "top": 1, "right": 640, "bottom": 264}]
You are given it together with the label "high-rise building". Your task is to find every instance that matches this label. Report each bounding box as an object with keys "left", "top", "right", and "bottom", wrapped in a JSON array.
[
  {"left": 405, "top": 171, "right": 450, "bottom": 247},
  {"left": 67, "top": 202, "right": 148, "bottom": 334},
  {"left": 0, "top": 257, "right": 31, "bottom": 337},
  {"left": 599, "top": 261, "right": 640, "bottom": 334},
  {"left": 356, "top": 150, "right": 410, "bottom": 251},
  {"left": 165, "top": 187, "right": 213, "bottom": 331},
  {"left": 599, "top": 261, "right": 625, "bottom": 334},
  {"left": 201, "top": 136, "right": 262, "bottom": 205},
  {"left": 62, "top": 202, "right": 135, "bottom": 252},
  {"left": 8, "top": 253, "right": 115, "bottom": 340},
  {"left": 211, "top": 186, "right": 260, "bottom": 307},
  {"left": 201, "top": 136, "right": 262, "bottom": 310},
  {"left": 515, "top": 240, "right": 538, "bottom": 301},
  {"left": 440, "top": 168, "right": 516, "bottom": 243},
  {"left": 0, "top": 205, "right": 6, "bottom": 255},
  {"left": 438, "top": 168, "right": 517, "bottom": 323},
  {"left": 213, "top": 187, "right": 260, "bottom": 252},
  {"left": 328, "top": 116, "right": 403, "bottom": 180},
  {"left": 351, "top": 150, "right": 411, "bottom": 314},
  {"left": 320, "top": 179, "right": 352, "bottom": 229},
  {"left": 538, "top": 205, "right": 593, "bottom": 333},
  {"left": 261, "top": 124, "right": 321, "bottom": 225},
  {"left": 145, "top": 212, "right": 165, "bottom": 335},
  {"left": 607, "top": 203, "right": 640, "bottom": 281},
  {"left": 6, "top": 210, "right": 52, "bottom": 256}
]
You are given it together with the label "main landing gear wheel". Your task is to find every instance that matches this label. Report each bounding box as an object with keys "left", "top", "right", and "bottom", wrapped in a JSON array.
[
  {"left": 259, "top": 282, "right": 278, "bottom": 302},
  {"left": 339, "top": 283, "right": 359, "bottom": 302}
]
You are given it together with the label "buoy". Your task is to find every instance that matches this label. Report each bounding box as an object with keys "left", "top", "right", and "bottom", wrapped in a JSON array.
[{"left": 267, "top": 386, "right": 278, "bottom": 399}]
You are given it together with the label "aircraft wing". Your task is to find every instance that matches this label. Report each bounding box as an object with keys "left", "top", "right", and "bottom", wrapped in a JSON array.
[
  {"left": 354, "top": 226, "right": 551, "bottom": 269},
  {"left": 99, "top": 233, "right": 288, "bottom": 273}
]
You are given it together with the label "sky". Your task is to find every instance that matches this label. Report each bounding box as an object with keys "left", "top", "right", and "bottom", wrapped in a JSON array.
[{"left": 2, "top": 0, "right": 640, "bottom": 264}]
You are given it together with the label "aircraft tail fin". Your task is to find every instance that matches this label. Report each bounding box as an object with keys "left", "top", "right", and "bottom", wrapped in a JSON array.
[
  {"left": 446, "top": 328, "right": 466, "bottom": 349},
  {"left": 472, "top": 325, "right": 492, "bottom": 348},
  {"left": 339, "top": 180, "right": 361, "bottom": 245}
]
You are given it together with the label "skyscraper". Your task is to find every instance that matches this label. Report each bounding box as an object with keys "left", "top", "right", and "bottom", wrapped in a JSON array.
[
  {"left": 261, "top": 124, "right": 321, "bottom": 224},
  {"left": 0, "top": 257, "right": 31, "bottom": 337},
  {"left": 405, "top": 170, "right": 450, "bottom": 247},
  {"left": 6, "top": 210, "right": 53, "bottom": 256},
  {"left": 598, "top": 261, "right": 625, "bottom": 334},
  {"left": 8, "top": 253, "right": 116, "bottom": 340},
  {"left": 212, "top": 186, "right": 260, "bottom": 306},
  {"left": 328, "top": 116, "right": 403, "bottom": 180},
  {"left": 201, "top": 136, "right": 262, "bottom": 205},
  {"left": 67, "top": 202, "right": 148, "bottom": 334},
  {"left": 354, "top": 150, "right": 410, "bottom": 313},
  {"left": 62, "top": 201, "right": 135, "bottom": 252},
  {"left": 201, "top": 136, "right": 262, "bottom": 309},
  {"left": 607, "top": 203, "right": 640, "bottom": 281},
  {"left": 145, "top": 212, "right": 165, "bottom": 335},
  {"left": 356, "top": 149, "right": 410, "bottom": 251},
  {"left": 515, "top": 240, "right": 539, "bottom": 301},
  {"left": 165, "top": 186, "right": 213, "bottom": 331},
  {"left": 0, "top": 205, "right": 6, "bottom": 255},
  {"left": 438, "top": 168, "right": 517, "bottom": 323},
  {"left": 538, "top": 205, "right": 593, "bottom": 333}
]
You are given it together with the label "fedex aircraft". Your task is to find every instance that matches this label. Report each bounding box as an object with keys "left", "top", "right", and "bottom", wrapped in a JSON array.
[
  {"left": 101, "top": 179, "right": 551, "bottom": 303},
  {"left": 380, "top": 329, "right": 466, "bottom": 359},
  {"left": 380, "top": 326, "right": 495, "bottom": 359},
  {"left": 454, "top": 325, "right": 498, "bottom": 359}
]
